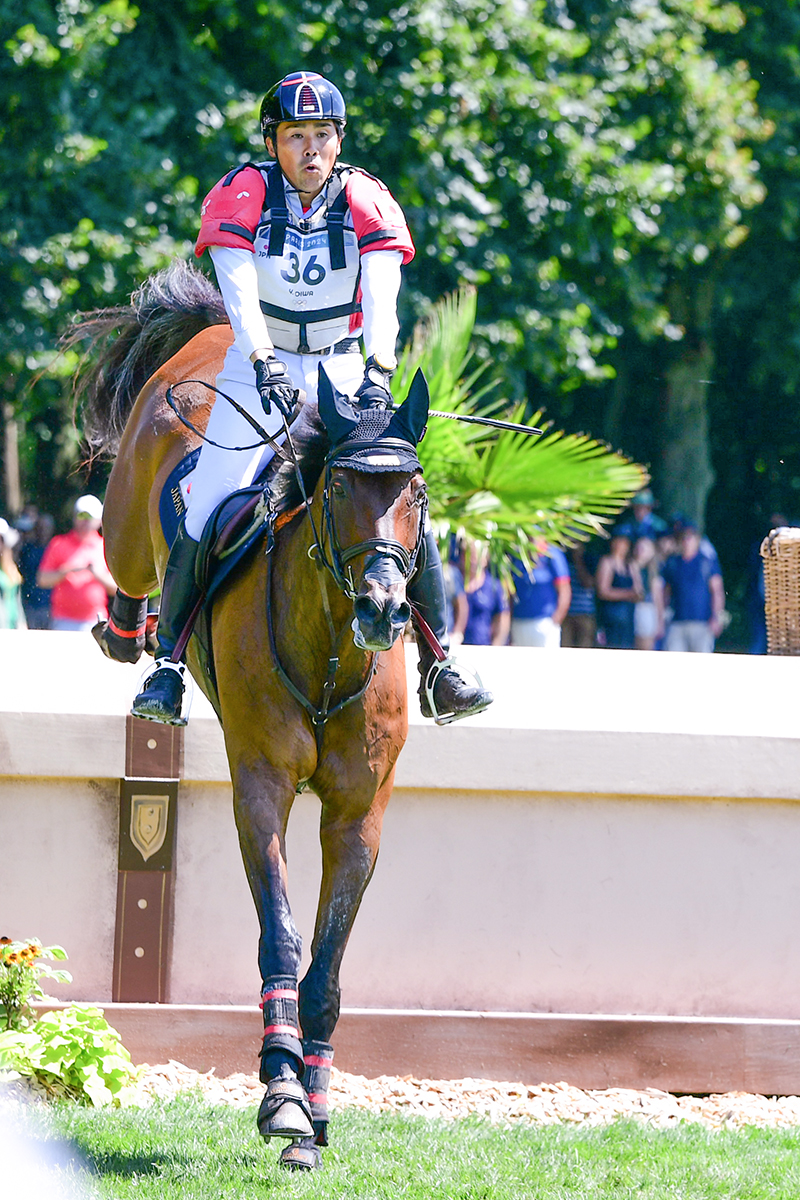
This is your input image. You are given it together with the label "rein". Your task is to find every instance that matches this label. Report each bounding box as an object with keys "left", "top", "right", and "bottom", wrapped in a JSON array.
[
  {"left": 265, "top": 417, "right": 422, "bottom": 756},
  {"left": 166, "top": 378, "right": 423, "bottom": 752},
  {"left": 165, "top": 380, "right": 292, "bottom": 462},
  {"left": 264, "top": 545, "right": 378, "bottom": 757}
]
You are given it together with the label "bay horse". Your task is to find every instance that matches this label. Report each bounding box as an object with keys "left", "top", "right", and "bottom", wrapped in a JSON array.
[{"left": 73, "top": 260, "right": 430, "bottom": 1170}]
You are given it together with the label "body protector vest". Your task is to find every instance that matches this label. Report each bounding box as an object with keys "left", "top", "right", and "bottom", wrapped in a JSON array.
[{"left": 196, "top": 161, "right": 415, "bottom": 354}]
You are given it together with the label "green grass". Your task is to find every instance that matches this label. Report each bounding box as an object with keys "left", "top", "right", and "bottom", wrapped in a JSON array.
[{"left": 21, "top": 1093, "right": 800, "bottom": 1199}]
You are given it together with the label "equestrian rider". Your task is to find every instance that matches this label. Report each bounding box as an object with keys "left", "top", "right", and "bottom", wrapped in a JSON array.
[{"left": 131, "top": 70, "right": 493, "bottom": 726}]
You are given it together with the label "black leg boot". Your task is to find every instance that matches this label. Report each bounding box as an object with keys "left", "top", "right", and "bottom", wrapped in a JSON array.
[
  {"left": 93, "top": 591, "right": 148, "bottom": 663},
  {"left": 257, "top": 977, "right": 314, "bottom": 1143},
  {"left": 130, "top": 522, "right": 202, "bottom": 725},
  {"left": 408, "top": 528, "right": 494, "bottom": 723}
]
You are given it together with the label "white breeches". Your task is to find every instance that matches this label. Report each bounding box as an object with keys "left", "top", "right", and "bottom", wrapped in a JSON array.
[{"left": 184, "top": 343, "right": 363, "bottom": 541}]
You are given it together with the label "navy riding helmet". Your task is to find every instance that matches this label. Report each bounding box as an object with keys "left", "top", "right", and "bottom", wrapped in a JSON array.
[{"left": 260, "top": 71, "right": 347, "bottom": 139}]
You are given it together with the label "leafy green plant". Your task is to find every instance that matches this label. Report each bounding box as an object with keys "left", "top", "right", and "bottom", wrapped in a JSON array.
[
  {"left": 0, "top": 937, "right": 139, "bottom": 1106},
  {"left": 0, "top": 1005, "right": 140, "bottom": 1106},
  {"left": 0, "top": 937, "right": 71, "bottom": 1030},
  {"left": 393, "top": 288, "right": 647, "bottom": 586}
]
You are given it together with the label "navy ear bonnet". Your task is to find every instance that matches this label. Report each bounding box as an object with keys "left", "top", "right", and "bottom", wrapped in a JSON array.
[{"left": 317, "top": 365, "right": 429, "bottom": 475}]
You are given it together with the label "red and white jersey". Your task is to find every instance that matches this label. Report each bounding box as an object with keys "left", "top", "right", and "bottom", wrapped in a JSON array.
[{"left": 196, "top": 162, "right": 414, "bottom": 353}]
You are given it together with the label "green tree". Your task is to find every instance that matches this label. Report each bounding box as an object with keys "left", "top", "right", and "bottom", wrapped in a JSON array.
[
  {"left": 0, "top": 0, "right": 287, "bottom": 515},
  {"left": 0, "top": 0, "right": 771, "bottom": 560},
  {"left": 395, "top": 287, "right": 646, "bottom": 582}
]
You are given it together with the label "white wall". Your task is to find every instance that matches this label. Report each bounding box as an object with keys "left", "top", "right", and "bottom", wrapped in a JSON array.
[{"left": 2, "top": 630, "right": 800, "bottom": 1018}]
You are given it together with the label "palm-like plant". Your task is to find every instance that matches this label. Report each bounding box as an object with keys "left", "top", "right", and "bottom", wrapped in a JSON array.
[{"left": 393, "top": 288, "right": 647, "bottom": 584}]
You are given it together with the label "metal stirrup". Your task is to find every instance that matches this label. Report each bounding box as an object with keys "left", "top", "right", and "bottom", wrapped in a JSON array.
[
  {"left": 137, "top": 657, "right": 193, "bottom": 722},
  {"left": 423, "top": 655, "right": 487, "bottom": 727}
]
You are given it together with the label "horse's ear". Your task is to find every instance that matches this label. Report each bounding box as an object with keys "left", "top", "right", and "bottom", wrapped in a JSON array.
[
  {"left": 317, "top": 364, "right": 359, "bottom": 443},
  {"left": 388, "top": 369, "right": 430, "bottom": 445}
]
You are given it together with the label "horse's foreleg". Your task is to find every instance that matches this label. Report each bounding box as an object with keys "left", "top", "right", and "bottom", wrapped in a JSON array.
[
  {"left": 300, "top": 776, "right": 392, "bottom": 1026},
  {"left": 233, "top": 773, "right": 305, "bottom": 1075},
  {"left": 295, "top": 781, "right": 391, "bottom": 1144}
]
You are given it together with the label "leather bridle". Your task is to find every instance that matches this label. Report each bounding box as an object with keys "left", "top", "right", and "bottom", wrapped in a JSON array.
[
  {"left": 266, "top": 424, "right": 426, "bottom": 761},
  {"left": 316, "top": 438, "right": 428, "bottom": 599}
]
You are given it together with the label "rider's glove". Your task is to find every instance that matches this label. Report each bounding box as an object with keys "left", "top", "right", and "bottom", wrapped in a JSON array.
[
  {"left": 254, "top": 357, "right": 297, "bottom": 420},
  {"left": 354, "top": 355, "right": 395, "bottom": 409}
]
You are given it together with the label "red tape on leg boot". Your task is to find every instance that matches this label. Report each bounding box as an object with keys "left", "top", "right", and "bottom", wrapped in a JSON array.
[{"left": 303, "top": 1038, "right": 334, "bottom": 1140}]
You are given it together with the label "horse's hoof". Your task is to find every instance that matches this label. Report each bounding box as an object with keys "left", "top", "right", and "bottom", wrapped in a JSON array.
[
  {"left": 279, "top": 1139, "right": 322, "bottom": 1171},
  {"left": 257, "top": 1070, "right": 314, "bottom": 1141}
]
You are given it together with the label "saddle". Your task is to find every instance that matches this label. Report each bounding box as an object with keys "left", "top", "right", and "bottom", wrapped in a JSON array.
[{"left": 194, "top": 485, "right": 274, "bottom": 597}]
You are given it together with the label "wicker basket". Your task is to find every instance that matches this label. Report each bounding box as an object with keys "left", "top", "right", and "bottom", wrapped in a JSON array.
[{"left": 761, "top": 526, "right": 800, "bottom": 654}]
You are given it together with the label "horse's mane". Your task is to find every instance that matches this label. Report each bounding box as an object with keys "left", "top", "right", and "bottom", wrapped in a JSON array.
[
  {"left": 66, "top": 259, "right": 228, "bottom": 458},
  {"left": 267, "top": 400, "right": 331, "bottom": 514}
]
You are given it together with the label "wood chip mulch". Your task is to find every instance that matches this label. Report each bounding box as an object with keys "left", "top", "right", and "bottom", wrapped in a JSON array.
[
  {"left": 130, "top": 1062, "right": 800, "bottom": 1130},
  {"left": 7, "top": 1061, "right": 800, "bottom": 1129}
]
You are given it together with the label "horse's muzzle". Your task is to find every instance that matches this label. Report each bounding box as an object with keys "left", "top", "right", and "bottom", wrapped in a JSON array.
[{"left": 352, "top": 576, "right": 411, "bottom": 652}]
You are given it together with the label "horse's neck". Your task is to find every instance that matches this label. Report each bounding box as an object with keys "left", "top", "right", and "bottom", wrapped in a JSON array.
[{"left": 273, "top": 506, "right": 365, "bottom": 686}]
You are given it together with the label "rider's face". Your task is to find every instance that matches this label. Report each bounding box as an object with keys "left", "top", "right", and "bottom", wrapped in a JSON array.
[{"left": 266, "top": 121, "right": 342, "bottom": 201}]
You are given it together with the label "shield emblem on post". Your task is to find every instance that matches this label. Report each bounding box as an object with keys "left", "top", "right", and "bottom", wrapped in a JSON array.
[{"left": 130, "top": 794, "right": 170, "bottom": 863}]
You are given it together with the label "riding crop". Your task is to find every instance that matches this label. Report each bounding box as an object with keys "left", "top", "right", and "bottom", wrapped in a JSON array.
[{"left": 425, "top": 410, "right": 543, "bottom": 436}]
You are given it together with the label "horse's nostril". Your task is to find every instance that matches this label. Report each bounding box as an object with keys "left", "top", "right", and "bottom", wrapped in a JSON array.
[
  {"left": 394, "top": 602, "right": 411, "bottom": 627},
  {"left": 354, "top": 595, "right": 380, "bottom": 624}
]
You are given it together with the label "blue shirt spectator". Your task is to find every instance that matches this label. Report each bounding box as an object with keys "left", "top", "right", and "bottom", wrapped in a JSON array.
[
  {"left": 16, "top": 514, "right": 55, "bottom": 629},
  {"left": 444, "top": 561, "right": 466, "bottom": 635},
  {"left": 463, "top": 572, "right": 509, "bottom": 646},
  {"left": 509, "top": 543, "right": 571, "bottom": 648},
  {"left": 662, "top": 550, "right": 722, "bottom": 622},
  {"left": 659, "top": 524, "right": 725, "bottom": 652},
  {"left": 561, "top": 545, "right": 597, "bottom": 648},
  {"left": 618, "top": 489, "right": 668, "bottom": 542},
  {"left": 510, "top": 546, "right": 570, "bottom": 619}
]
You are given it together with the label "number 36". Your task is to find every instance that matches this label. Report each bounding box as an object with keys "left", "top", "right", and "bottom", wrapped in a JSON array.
[{"left": 281, "top": 253, "right": 326, "bottom": 286}]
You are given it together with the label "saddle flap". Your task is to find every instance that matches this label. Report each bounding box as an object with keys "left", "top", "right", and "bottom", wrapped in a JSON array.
[{"left": 195, "top": 485, "right": 274, "bottom": 595}]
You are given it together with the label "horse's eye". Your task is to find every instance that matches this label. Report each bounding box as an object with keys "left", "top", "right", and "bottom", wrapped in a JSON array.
[
  {"left": 330, "top": 478, "right": 346, "bottom": 497},
  {"left": 414, "top": 484, "right": 428, "bottom": 506}
]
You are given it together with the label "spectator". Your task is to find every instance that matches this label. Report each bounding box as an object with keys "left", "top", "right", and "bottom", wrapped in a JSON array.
[
  {"left": 561, "top": 545, "right": 597, "bottom": 648},
  {"left": 632, "top": 537, "right": 663, "bottom": 651},
  {"left": 37, "top": 495, "right": 116, "bottom": 632},
  {"left": 595, "top": 530, "right": 644, "bottom": 649},
  {"left": 658, "top": 522, "right": 725, "bottom": 653},
  {"left": 16, "top": 511, "right": 55, "bottom": 629},
  {"left": 623, "top": 489, "right": 668, "bottom": 542},
  {"left": 509, "top": 540, "right": 571, "bottom": 648},
  {"left": 670, "top": 512, "right": 719, "bottom": 562},
  {"left": 0, "top": 519, "right": 26, "bottom": 629},
  {"left": 444, "top": 558, "right": 469, "bottom": 647},
  {"left": 459, "top": 541, "right": 510, "bottom": 646}
]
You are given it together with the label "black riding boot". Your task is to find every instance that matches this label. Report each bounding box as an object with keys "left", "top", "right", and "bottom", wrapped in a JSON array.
[
  {"left": 130, "top": 523, "right": 202, "bottom": 725},
  {"left": 408, "top": 528, "right": 494, "bottom": 723}
]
